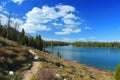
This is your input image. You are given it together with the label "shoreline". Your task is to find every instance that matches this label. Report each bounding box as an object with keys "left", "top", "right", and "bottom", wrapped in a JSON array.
[
  {"left": 44, "top": 50, "right": 114, "bottom": 73},
  {"left": 62, "top": 58, "right": 114, "bottom": 73},
  {"left": 30, "top": 49, "right": 114, "bottom": 80}
]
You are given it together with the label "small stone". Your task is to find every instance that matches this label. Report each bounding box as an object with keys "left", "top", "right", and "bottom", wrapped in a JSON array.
[
  {"left": 60, "top": 66, "right": 63, "bottom": 68},
  {"left": 9, "top": 71, "right": 14, "bottom": 75},
  {"left": 55, "top": 74, "right": 60, "bottom": 78}
]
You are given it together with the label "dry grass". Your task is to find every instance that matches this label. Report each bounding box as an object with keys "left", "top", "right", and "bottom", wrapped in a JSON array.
[
  {"left": 0, "top": 37, "right": 34, "bottom": 80},
  {"left": 31, "top": 49, "right": 114, "bottom": 80}
]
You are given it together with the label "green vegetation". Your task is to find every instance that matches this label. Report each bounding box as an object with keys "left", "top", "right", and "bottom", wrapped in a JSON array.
[
  {"left": 0, "top": 25, "right": 44, "bottom": 51},
  {"left": 0, "top": 37, "right": 34, "bottom": 80},
  {"left": 72, "top": 41, "right": 120, "bottom": 48},
  {"left": 44, "top": 41, "right": 69, "bottom": 47},
  {"left": 30, "top": 49, "right": 114, "bottom": 80},
  {"left": 56, "top": 51, "right": 62, "bottom": 58},
  {"left": 114, "top": 63, "right": 120, "bottom": 80}
]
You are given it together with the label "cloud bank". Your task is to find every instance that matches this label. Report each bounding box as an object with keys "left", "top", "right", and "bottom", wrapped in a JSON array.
[{"left": 21, "top": 4, "right": 82, "bottom": 34}]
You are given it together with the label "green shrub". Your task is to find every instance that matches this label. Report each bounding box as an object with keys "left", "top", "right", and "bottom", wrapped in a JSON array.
[
  {"left": 56, "top": 51, "right": 61, "bottom": 58},
  {"left": 30, "top": 76, "right": 38, "bottom": 80},
  {"left": 114, "top": 63, "right": 120, "bottom": 80}
]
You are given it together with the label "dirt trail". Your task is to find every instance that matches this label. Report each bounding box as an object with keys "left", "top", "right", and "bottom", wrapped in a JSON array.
[{"left": 22, "top": 50, "right": 40, "bottom": 80}]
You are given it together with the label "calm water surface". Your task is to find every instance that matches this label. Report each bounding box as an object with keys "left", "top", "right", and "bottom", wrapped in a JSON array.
[{"left": 45, "top": 45, "right": 120, "bottom": 71}]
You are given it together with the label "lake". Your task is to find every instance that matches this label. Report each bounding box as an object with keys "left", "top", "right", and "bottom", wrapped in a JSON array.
[{"left": 45, "top": 45, "right": 120, "bottom": 71}]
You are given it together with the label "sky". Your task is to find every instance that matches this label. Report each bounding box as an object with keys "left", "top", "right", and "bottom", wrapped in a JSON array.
[{"left": 0, "top": 0, "right": 120, "bottom": 42}]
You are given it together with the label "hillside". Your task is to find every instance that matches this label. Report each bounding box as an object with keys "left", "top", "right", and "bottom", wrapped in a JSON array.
[
  {"left": 0, "top": 37, "right": 34, "bottom": 80},
  {"left": 0, "top": 37, "right": 114, "bottom": 80}
]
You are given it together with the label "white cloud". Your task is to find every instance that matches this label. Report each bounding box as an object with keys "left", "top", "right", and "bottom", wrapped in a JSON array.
[
  {"left": 85, "top": 27, "right": 92, "bottom": 30},
  {"left": 53, "top": 22, "right": 62, "bottom": 27},
  {"left": 43, "top": 37, "right": 73, "bottom": 42},
  {"left": 0, "top": 15, "right": 7, "bottom": 25},
  {"left": 63, "top": 18, "right": 76, "bottom": 25},
  {"left": 24, "top": 7, "right": 56, "bottom": 24},
  {"left": 22, "top": 4, "right": 82, "bottom": 34},
  {"left": 42, "top": 37, "right": 60, "bottom": 41},
  {"left": 88, "top": 37, "right": 96, "bottom": 39},
  {"left": 74, "top": 29, "right": 81, "bottom": 33},
  {"left": 11, "top": 0, "right": 24, "bottom": 4},
  {"left": 55, "top": 4, "right": 75, "bottom": 13},
  {"left": 21, "top": 23, "right": 50, "bottom": 33},
  {"left": 62, "top": 13, "right": 80, "bottom": 26},
  {"left": 63, "top": 13, "right": 77, "bottom": 19},
  {"left": 55, "top": 31, "right": 70, "bottom": 35},
  {"left": 55, "top": 27, "right": 81, "bottom": 35}
]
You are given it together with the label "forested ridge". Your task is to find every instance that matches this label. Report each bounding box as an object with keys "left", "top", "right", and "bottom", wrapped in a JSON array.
[{"left": 72, "top": 41, "right": 120, "bottom": 48}]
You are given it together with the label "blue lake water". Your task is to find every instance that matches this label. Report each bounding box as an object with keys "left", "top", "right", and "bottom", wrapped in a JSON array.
[{"left": 45, "top": 45, "right": 120, "bottom": 71}]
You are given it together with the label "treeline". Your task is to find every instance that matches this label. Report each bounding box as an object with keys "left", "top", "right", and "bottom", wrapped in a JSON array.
[
  {"left": 0, "top": 25, "right": 43, "bottom": 50},
  {"left": 44, "top": 41, "right": 70, "bottom": 47},
  {"left": 72, "top": 41, "right": 120, "bottom": 48}
]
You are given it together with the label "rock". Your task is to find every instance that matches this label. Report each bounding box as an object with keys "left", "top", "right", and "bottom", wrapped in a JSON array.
[
  {"left": 9, "top": 71, "right": 14, "bottom": 75},
  {"left": 55, "top": 74, "right": 60, "bottom": 78},
  {"left": 60, "top": 66, "right": 63, "bottom": 68}
]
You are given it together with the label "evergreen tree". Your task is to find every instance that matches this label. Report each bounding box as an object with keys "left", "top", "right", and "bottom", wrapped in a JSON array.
[
  {"left": 34, "top": 35, "right": 43, "bottom": 50},
  {"left": 56, "top": 51, "right": 61, "bottom": 58},
  {"left": 114, "top": 63, "right": 120, "bottom": 80},
  {"left": 39, "top": 35, "right": 43, "bottom": 50},
  {"left": 17, "top": 28, "right": 25, "bottom": 45}
]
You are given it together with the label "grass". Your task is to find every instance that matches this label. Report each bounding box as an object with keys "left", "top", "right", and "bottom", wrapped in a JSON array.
[
  {"left": 0, "top": 37, "right": 34, "bottom": 80},
  {"left": 31, "top": 49, "right": 114, "bottom": 80}
]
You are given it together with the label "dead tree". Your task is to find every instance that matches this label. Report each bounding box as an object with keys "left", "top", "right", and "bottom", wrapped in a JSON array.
[
  {"left": 13, "top": 21, "right": 19, "bottom": 41},
  {"left": 7, "top": 12, "right": 12, "bottom": 39},
  {"left": 0, "top": 15, "right": 1, "bottom": 26}
]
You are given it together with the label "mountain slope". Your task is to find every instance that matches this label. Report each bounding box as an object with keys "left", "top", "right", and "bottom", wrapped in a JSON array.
[{"left": 0, "top": 37, "right": 34, "bottom": 80}]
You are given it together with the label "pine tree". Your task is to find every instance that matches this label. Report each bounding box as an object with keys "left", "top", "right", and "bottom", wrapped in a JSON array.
[
  {"left": 34, "top": 35, "right": 43, "bottom": 50},
  {"left": 114, "top": 63, "right": 120, "bottom": 80},
  {"left": 56, "top": 51, "right": 61, "bottom": 58},
  {"left": 39, "top": 35, "right": 43, "bottom": 51},
  {"left": 17, "top": 28, "right": 25, "bottom": 45}
]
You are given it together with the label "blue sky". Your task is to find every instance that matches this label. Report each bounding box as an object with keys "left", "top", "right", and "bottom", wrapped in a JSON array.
[{"left": 0, "top": 0, "right": 120, "bottom": 42}]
